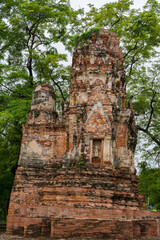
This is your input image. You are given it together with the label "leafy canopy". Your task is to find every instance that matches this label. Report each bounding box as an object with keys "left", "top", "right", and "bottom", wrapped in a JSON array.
[{"left": 0, "top": 0, "right": 73, "bottom": 222}]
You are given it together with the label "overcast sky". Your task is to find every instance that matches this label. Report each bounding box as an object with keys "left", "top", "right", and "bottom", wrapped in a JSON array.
[{"left": 69, "top": 0, "right": 147, "bottom": 11}]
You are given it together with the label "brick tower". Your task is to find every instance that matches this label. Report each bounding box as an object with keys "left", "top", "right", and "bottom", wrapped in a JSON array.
[
  {"left": 68, "top": 29, "right": 136, "bottom": 171},
  {"left": 7, "top": 29, "right": 159, "bottom": 239}
]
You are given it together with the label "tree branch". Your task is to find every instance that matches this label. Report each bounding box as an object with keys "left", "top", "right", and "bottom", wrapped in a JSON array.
[
  {"left": 136, "top": 89, "right": 159, "bottom": 145},
  {"left": 124, "top": 42, "right": 138, "bottom": 59},
  {"left": 146, "top": 91, "right": 156, "bottom": 131},
  {"left": 137, "top": 126, "right": 160, "bottom": 146},
  {"left": 0, "top": 83, "right": 27, "bottom": 98},
  {"left": 51, "top": 77, "right": 66, "bottom": 100},
  {"left": 27, "top": 55, "right": 33, "bottom": 86},
  {"left": 127, "top": 54, "right": 139, "bottom": 78},
  {"left": 111, "top": 17, "right": 122, "bottom": 28}
]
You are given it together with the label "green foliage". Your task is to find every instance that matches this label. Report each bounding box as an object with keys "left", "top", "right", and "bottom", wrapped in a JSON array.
[
  {"left": 65, "top": 156, "right": 85, "bottom": 170},
  {"left": 74, "top": 27, "right": 101, "bottom": 47},
  {"left": 127, "top": 62, "right": 160, "bottom": 165},
  {"left": 0, "top": 83, "right": 32, "bottom": 222},
  {"left": 138, "top": 162, "right": 160, "bottom": 210},
  {"left": 0, "top": 0, "right": 73, "bottom": 222},
  {"left": 77, "top": 157, "right": 85, "bottom": 167}
]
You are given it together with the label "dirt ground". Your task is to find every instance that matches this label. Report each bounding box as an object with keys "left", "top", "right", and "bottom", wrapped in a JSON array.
[
  {"left": 0, "top": 233, "right": 159, "bottom": 240},
  {"left": 0, "top": 233, "right": 52, "bottom": 240}
]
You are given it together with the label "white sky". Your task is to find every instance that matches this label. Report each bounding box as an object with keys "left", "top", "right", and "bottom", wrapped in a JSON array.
[{"left": 69, "top": 0, "right": 148, "bottom": 11}]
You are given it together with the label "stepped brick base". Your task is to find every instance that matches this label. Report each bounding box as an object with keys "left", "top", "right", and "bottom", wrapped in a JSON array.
[{"left": 7, "top": 165, "right": 160, "bottom": 239}]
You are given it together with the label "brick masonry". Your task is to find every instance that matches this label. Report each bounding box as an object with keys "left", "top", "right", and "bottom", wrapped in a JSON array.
[{"left": 7, "top": 29, "right": 160, "bottom": 239}]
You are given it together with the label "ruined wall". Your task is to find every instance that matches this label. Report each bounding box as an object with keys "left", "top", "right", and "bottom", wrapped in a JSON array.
[{"left": 7, "top": 29, "right": 160, "bottom": 239}]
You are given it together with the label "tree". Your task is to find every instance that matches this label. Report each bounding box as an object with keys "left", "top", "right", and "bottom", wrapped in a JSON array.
[
  {"left": 0, "top": 0, "right": 73, "bottom": 222},
  {"left": 128, "top": 62, "right": 160, "bottom": 166},
  {"left": 138, "top": 162, "right": 160, "bottom": 210}
]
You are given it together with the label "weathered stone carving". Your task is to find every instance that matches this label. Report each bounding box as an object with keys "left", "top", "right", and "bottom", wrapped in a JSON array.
[{"left": 7, "top": 29, "right": 160, "bottom": 239}]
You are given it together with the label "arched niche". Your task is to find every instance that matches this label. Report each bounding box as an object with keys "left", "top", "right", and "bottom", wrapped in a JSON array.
[{"left": 85, "top": 101, "right": 112, "bottom": 166}]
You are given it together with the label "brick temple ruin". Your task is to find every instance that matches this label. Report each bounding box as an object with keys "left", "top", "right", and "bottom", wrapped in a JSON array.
[{"left": 7, "top": 29, "right": 160, "bottom": 239}]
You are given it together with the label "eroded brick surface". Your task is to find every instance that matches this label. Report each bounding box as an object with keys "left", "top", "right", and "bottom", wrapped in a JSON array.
[{"left": 7, "top": 29, "right": 160, "bottom": 239}]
